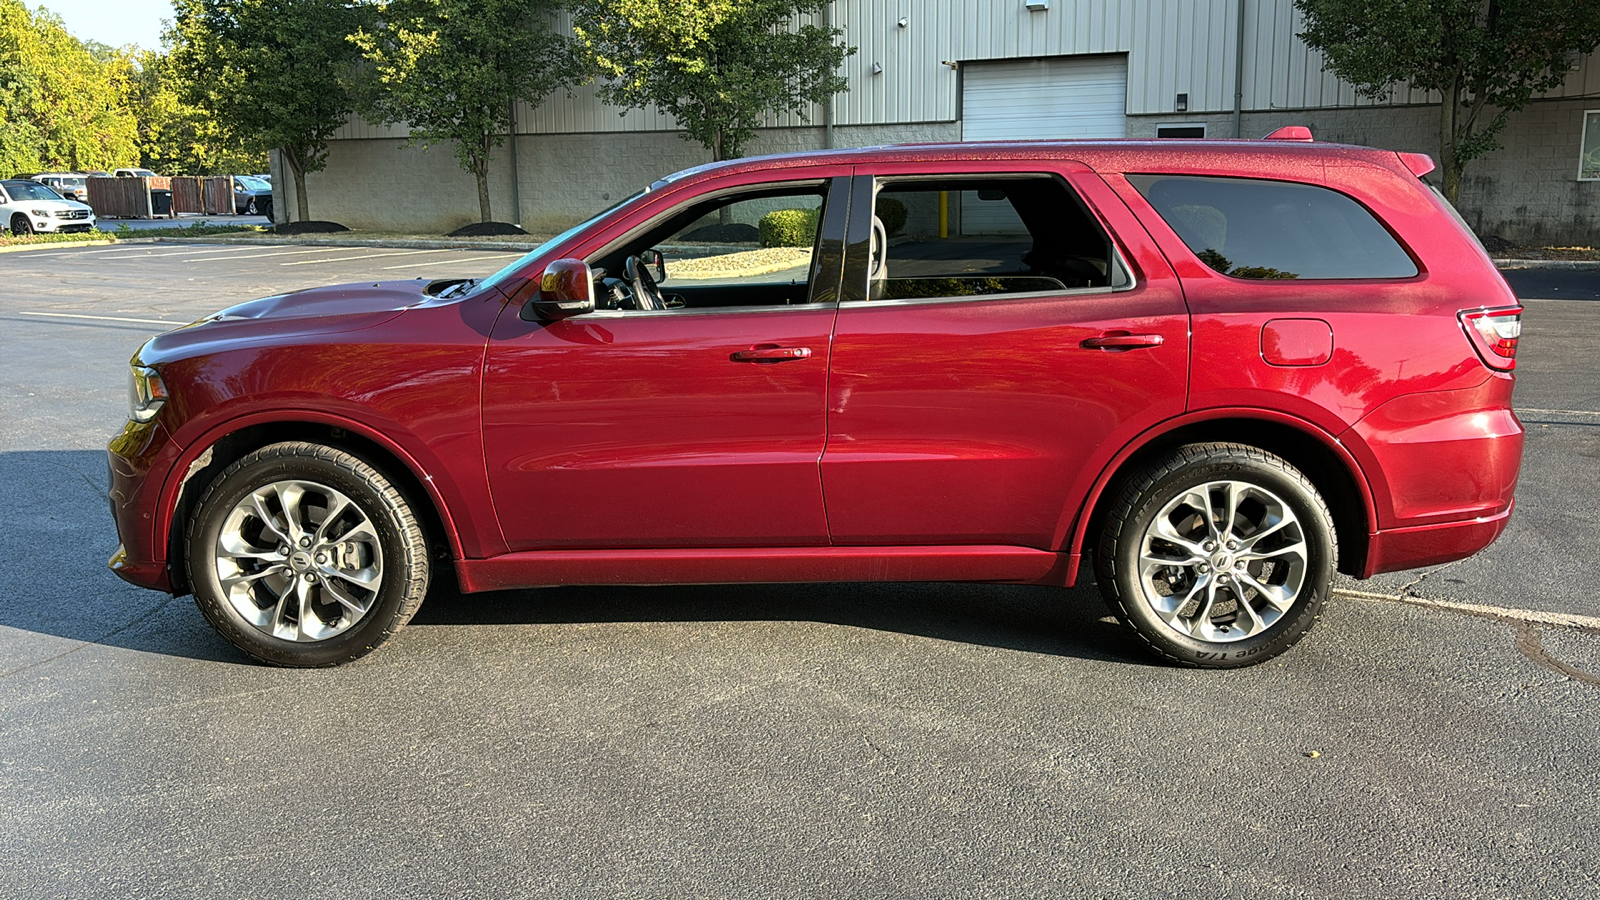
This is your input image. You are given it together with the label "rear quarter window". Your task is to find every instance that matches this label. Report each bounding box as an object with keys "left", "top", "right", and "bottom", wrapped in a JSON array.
[{"left": 1128, "top": 174, "right": 1417, "bottom": 280}]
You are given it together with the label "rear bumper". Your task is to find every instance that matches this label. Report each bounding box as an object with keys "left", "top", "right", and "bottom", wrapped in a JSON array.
[{"left": 1362, "top": 501, "right": 1513, "bottom": 577}]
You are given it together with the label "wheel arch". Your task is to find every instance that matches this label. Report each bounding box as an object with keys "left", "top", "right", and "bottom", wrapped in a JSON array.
[
  {"left": 161, "top": 416, "right": 463, "bottom": 596},
  {"left": 1072, "top": 411, "right": 1375, "bottom": 581}
]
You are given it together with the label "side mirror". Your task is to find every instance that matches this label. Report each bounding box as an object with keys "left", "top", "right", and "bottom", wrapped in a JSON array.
[
  {"left": 521, "top": 258, "right": 596, "bottom": 322},
  {"left": 638, "top": 248, "right": 667, "bottom": 283}
]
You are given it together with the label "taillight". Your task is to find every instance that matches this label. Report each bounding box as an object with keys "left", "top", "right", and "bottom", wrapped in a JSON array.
[{"left": 1459, "top": 307, "right": 1522, "bottom": 371}]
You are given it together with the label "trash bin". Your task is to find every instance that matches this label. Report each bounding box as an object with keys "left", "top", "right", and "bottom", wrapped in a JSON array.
[{"left": 151, "top": 189, "right": 173, "bottom": 217}]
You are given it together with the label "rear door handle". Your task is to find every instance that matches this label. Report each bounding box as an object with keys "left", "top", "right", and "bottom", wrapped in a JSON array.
[
  {"left": 1081, "top": 333, "right": 1164, "bottom": 350},
  {"left": 731, "top": 346, "right": 813, "bottom": 362}
]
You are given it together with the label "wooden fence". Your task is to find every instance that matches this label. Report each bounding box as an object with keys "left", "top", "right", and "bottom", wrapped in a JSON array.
[
  {"left": 86, "top": 177, "right": 151, "bottom": 219},
  {"left": 171, "top": 176, "right": 233, "bottom": 215}
]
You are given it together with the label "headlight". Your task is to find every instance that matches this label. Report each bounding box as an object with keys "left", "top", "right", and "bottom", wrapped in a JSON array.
[
  {"left": 129, "top": 365, "right": 168, "bottom": 423},
  {"left": 31, "top": 208, "right": 50, "bottom": 217}
]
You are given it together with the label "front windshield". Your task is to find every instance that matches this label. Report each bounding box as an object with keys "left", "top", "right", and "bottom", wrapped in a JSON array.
[
  {"left": 237, "top": 176, "right": 269, "bottom": 191},
  {"left": 4, "top": 181, "right": 62, "bottom": 201},
  {"left": 475, "top": 189, "right": 648, "bottom": 296}
]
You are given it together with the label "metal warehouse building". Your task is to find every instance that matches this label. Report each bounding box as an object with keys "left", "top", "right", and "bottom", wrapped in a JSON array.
[{"left": 286, "top": 0, "right": 1600, "bottom": 244}]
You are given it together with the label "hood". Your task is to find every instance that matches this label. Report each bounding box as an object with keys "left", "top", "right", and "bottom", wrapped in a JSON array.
[
  {"left": 138, "top": 279, "right": 442, "bottom": 365},
  {"left": 206, "top": 279, "right": 433, "bottom": 323}
]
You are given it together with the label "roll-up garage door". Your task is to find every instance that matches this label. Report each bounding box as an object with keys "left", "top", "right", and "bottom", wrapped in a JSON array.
[{"left": 959, "top": 55, "right": 1128, "bottom": 234}]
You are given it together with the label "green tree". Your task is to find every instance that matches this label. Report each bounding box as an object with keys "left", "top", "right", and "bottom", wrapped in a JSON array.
[
  {"left": 130, "top": 48, "right": 266, "bottom": 175},
  {"left": 168, "top": 0, "right": 368, "bottom": 220},
  {"left": 351, "top": 0, "right": 579, "bottom": 223},
  {"left": 1297, "top": 0, "right": 1600, "bottom": 203},
  {"left": 0, "top": 0, "right": 140, "bottom": 173},
  {"left": 572, "top": 0, "right": 853, "bottom": 161}
]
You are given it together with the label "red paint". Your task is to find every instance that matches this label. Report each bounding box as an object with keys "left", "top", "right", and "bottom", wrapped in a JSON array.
[
  {"left": 1261, "top": 318, "right": 1333, "bottom": 366},
  {"left": 108, "top": 138, "right": 1522, "bottom": 601}
]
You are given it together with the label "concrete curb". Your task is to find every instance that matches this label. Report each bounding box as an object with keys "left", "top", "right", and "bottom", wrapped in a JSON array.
[
  {"left": 1492, "top": 258, "right": 1600, "bottom": 270},
  {"left": 148, "top": 235, "right": 548, "bottom": 252},
  {"left": 0, "top": 238, "right": 118, "bottom": 254}
]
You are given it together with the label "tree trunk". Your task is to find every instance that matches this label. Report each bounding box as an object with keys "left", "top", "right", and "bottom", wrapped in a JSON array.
[
  {"left": 474, "top": 159, "right": 492, "bottom": 223},
  {"left": 1439, "top": 80, "right": 1463, "bottom": 206},
  {"left": 284, "top": 147, "right": 310, "bottom": 222}
]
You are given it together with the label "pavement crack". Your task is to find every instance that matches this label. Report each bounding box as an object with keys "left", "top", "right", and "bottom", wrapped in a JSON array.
[
  {"left": 0, "top": 594, "right": 179, "bottom": 681},
  {"left": 1513, "top": 623, "right": 1600, "bottom": 688},
  {"left": 1396, "top": 559, "right": 1467, "bottom": 597}
]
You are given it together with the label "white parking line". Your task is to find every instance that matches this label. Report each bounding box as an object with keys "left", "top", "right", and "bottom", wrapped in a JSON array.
[
  {"left": 279, "top": 249, "right": 451, "bottom": 266},
  {"left": 1516, "top": 407, "right": 1600, "bottom": 419},
  {"left": 175, "top": 247, "right": 353, "bottom": 262},
  {"left": 20, "top": 311, "right": 187, "bottom": 327},
  {"left": 1337, "top": 588, "right": 1600, "bottom": 632},
  {"left": 380, "top": 255, "right": 513, "bottom": 270}
]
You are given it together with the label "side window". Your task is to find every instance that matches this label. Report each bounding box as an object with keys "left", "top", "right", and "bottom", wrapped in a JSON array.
[
  {"left": 1128, "top": 174, "right": 1418, "bottom": 280},
  {"left": 591, "top": 183, "right": 829, "bottom": 311},
  {"left": 866, "top": 174, "right": 1127, "bottom": 302}
]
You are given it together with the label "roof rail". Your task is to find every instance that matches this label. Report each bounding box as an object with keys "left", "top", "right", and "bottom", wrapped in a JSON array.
[{"left": 1263, "top": 126, "right": 1314, "bottom": 142}]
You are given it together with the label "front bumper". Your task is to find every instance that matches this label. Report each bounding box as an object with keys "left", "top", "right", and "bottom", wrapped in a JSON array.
[{"left": 107, "top": 417, "right": 183, "bottom": 593}]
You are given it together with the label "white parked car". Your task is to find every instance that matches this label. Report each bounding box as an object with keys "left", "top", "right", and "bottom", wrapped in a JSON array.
[
  {"left": 31, "top": 173, "right": 89, "bottom": 203},
  {"left": 1, "top": 179, "right": 97, "bottom": 235}
]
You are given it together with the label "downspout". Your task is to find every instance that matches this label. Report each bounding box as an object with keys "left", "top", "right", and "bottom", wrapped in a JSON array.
[
  {"left": 508, "top": 99, "right": 523, "bottom": 226},
  {"left": 1233, "top": 0, "right": 1246, "bottom": 138},
  {"left": 823, "top": 0, "right": 835, "bottom": 149}
]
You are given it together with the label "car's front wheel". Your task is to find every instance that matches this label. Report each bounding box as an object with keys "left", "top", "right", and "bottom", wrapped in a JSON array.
[
  {"left": 1097, "top": 443, "right": 1335, "bottom": 668},
  {"left": 186, "top": 442, "right": 430, "bottom": 667},
  {"left": 11, "top": 214, "right": 33, "bottom": 236}
]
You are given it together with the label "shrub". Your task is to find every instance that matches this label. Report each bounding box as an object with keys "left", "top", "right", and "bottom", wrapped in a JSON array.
[
  {"left": 759, "top": 207, "right": 820, "bottom": 247},
  {"left": 875, "top": 196, "right": 907, "bottom": 236}
]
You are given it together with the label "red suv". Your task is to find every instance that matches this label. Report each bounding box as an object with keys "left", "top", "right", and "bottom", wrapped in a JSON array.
[{"left": 107, "top": 134, "right": 1524, "bottom": 668}]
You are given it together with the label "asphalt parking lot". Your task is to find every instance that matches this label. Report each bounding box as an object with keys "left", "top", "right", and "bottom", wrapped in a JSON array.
[{"left": 1, "top": 243, "right": 1597, "bottom": 898}]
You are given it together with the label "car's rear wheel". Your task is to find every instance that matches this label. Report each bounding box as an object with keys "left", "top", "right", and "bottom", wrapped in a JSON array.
[
  {"left": 1097, "top": 443, "right": 1335, "bottom": 668},
  {"left": 11, "top": 214, "right": 33, "bottom": 236},
  {"left": 246, "top": 199, "right": 257, "bottom": 215},
  {"left": 186, "top": 442, "right": 430, "bottom": 667}
]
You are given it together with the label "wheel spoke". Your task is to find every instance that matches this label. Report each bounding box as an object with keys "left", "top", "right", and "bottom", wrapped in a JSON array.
[
  {"left": 274, "top": 483, "right": 310, "bottom": 544},
  {"left": 1239, "top": 570, "right": 1298, "bottom": 612},
  {"left": 249, "top": 491, "right": 292, "bottom": 545},
  {"left": 1218, "top": 481, "right": 1244, "bottom": 540},
  {"left": 321, "top": 577, "right": 372, "bottom": 617},
  {"left": 220, "top": 565, "right": 286, "bottom": 591},
  {"left": 312, "top": 494, "right": 354, "bottom": 543},
  {"left": 1245, "top": 540, "right": 1307, "bottom": 563},
  {"left": 324, "top": 564, "right": 381, "bottom": 592},
  {"left": 1151, "top": 515, "right": 1209, "bottom": 560},
  {"left": 1230, "top": 582, "right": 1268, "bottom": 635},
  {"left": 1240, "top": 516, "right": 1293, "bottom": 552}
]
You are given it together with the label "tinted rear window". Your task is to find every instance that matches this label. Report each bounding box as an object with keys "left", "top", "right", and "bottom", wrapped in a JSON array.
[{"left": 1128, "top": 174, "right": 1417, "bottom": 280}]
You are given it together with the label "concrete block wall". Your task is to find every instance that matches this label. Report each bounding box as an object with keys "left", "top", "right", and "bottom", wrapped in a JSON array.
[
  {"left": 305, "top": 122, "right": 960, "bottom": 235},
  {"left": 1128, "top": 99, "right": 1600, "bottom": 246}
]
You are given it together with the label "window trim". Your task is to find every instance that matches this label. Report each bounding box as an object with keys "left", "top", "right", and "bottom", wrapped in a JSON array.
[
  {"left": 584, "top": 176, "right": 846, "bottom": 313},
  {"left": 847, "top": 171, "right": 1137, "bottom": 306},
  {"left": 1580, "top": 110, "right": 1600, "bottom": 182}
]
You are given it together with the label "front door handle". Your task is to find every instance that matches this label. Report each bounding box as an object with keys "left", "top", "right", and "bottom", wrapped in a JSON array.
[
  {"left": 731, "top": 346, "right": 813, "bottom": 362},
  {"left": 1081, "top": 333, "right": 1164, "bottom": 350}
]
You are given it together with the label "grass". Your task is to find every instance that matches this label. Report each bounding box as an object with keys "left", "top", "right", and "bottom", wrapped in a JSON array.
[{"left": 0, "top": 222, "right": 266, "bottom": 247}]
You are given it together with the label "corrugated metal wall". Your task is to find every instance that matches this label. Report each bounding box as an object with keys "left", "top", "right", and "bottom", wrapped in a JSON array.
[{"left": 333, "top": 0, "right": 1600, "bottom": 141}]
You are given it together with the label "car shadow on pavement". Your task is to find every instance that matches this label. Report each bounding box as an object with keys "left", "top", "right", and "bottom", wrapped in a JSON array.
[
  {"left": 411, "top": 577, "right": 1156, "bottom": 666},
  {"left": 0, "top": 449, "right": 1148, "bottom": 669}
]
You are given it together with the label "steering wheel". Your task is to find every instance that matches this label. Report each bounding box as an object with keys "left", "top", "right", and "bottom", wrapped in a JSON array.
[{"left": 624, "top": 254, "right": 666, "bottom": 311}]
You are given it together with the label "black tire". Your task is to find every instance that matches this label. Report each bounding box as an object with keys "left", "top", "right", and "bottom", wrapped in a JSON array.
[
  {"left": 185, "top": 442, "right": 430, "bottom": 666},
  {"left": 11, "top": 214, "right": 32, "bottom": 236},
  {"left": 246, "top": 198, "right": 257, "bottom": 215},
  {"left": 1096, "top": 443, "right": 1336, "bottom": 668}
]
